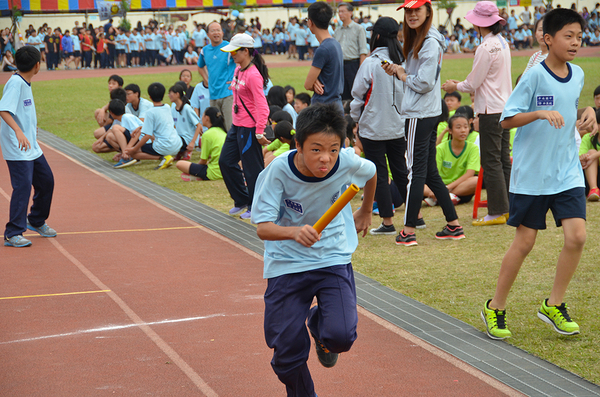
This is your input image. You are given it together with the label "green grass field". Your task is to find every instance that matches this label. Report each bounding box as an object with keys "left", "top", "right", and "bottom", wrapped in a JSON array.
[{"left": 23, "top": 55, "right": 600, "bottom": 383}]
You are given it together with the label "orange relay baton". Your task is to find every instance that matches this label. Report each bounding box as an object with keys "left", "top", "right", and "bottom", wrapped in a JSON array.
[{"left": 312, "top": 184, "right": 360, "bottom": 234}]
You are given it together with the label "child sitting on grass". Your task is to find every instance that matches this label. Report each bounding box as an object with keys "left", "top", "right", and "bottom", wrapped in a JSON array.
[
  {"left": 92, "top": 87, "right": 127, "bottom": 154},
  {"left": 424, "top": 113, "right": 480, "bottom": 206},
  {"left": 263, "top": 120, "right": 295, "bottom": 166},
  {"left": 104, "top": 99, "right": 144, "bottom": 169},
  {"left": 176, "top": 107, "right": 227, "bottom": 181},
  {"left": 578, "top": 109, "right": 600, "bottom": 200},
  {"left": 123, "top": 82, "right": 182, "bottom": 170},
  {"left": 169, "top": 83, "right": 202, "bottom": 161}
]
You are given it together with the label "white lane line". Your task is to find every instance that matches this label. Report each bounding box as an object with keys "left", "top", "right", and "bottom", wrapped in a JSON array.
[{"left": 1, "top": 312, "right": 258, "bottom": 345}]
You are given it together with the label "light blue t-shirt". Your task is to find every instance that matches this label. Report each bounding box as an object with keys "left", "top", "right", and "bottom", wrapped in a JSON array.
[
  {"left": 283, "top": 103, "right": 297, "bottom": 128},
  {"left": 197, "top": 41, "right": 236, "bottom": 100},
  {"left": 192, "top": 29, "right": 207, "bottom": 48},
  {"left": 115, "top": 33, "right": 126, "bottom": 50},
  {"left": 501, "top": 61, "right": 584, "bottom": 195},
  {"left": 251, "top": 147, "right": 375, "bottom": 279},
  {"left": 72, "top": 34, "right": 81, "bottom": 51},
  {"left": 152, "top": 32, "right": 163, "bottom": 50},
  {"left": 135, "top": 33, "right": 144, "bottom": 49},
  {"left": 0, "top": 74, "right": 43, "bottom": 161},
  {"left": 141, "top": 104, "right": 182, "bottom": 156},
  {"left": 171, "top": 103, "right": 201, "bottom": 144},
  {"left": 159, "top": 46, "right": 172, "bottom": 58},
  {"left": 294, "top": 27, "right": 307, "bottom": 46},
  {"left": 128, "top": 35, "right": 138, "bottom": 51},
  {"left": 126, "top": 97, "right": 153, "bottom": 120},
  {"left": 144, "top": 33, "right": 155, "bottom": 50},
  {"left": 190, "top": 82, "right": 210, "bottom": 132},
  {"left": 119, "top": 113, "right": 143, "bottom": 133}
]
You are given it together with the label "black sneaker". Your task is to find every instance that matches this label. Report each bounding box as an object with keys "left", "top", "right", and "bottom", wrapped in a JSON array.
[
  {"left": 416, "top": 217, "right": 426, "bottom": 229},
  {"left": 369, "top": 223, "right": 396, "bottom": 235},
  {"left": 435, "top": 225, "right": 466, "bottom": 240},
  {"left": 395, "top": 230, "right": 417, "bottom": 246},
  {"left": 310, "top": 332, "right": 338, "bottom": 368}
]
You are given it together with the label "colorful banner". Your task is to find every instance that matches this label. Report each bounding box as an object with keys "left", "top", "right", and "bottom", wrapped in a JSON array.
[{"left": 1, "top": 0, "right": 398, "bottom": 14}]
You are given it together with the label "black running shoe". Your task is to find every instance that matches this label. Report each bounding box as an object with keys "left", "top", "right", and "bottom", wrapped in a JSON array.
[
  {"left": 416, "top": 217, "right": 426, "bottom": 229},
  {"left": 310, "top": 332, "right": 338, "bottom": 368},
  {"left": 395, "top": 230, "right": 417, "bottom": 246},
  {"left": 369, "top": 223, "right": 396, "bottom": 235},
  {"left": 435, "top": 225, "right": 465, "bottom": 240}
]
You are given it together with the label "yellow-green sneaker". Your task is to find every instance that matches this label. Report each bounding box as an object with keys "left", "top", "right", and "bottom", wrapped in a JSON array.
[
  {"left": 481, "top": 299, "right": 512, "bottom": 340},
  {"left": 537, "top": 299, "right": 580, "bottom": 335}
]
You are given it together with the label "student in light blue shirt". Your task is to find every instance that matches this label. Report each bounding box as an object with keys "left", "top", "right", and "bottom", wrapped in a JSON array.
[
  {"left": 252, "top": 103, "right": 376, "bottom": 395},
  {"left": 125, "top": 83, "right": 182, "bottom": 168},
  {"left": 1, "top": 47, "right": 56, "bottom": 247},
  {"left": 169, "top": 83, "right": 202, "bottom": 156},
  {"left": 294, "top": 25, "right": 308, "bottom": 60},
  {"left": 192, "top": 26, "right": 207, "bottom": 52},
  {"left": 190, "top": 78, "right": 210, "bottom": 131},
  {"left": 124, "top": 83, "right": 153, "bottom": 120}
]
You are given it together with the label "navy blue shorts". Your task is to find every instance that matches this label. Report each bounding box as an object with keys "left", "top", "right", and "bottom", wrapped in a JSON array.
[
  {"left": 507, "top": 187, "right": 586, "bottom": 230},
  {"left": 140, "top": 143, "right": 161, "bottom": 156},
  {"left": 122, "top": 129, "right": 131, "bottom": 143},
  {"left": 116, "top": 49, "right": 125, "bottom": 55},
  {"left": 188, "top": 163, "right": 209, "bottom": 180}
]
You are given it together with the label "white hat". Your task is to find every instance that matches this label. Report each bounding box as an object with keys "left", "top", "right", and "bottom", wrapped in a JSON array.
[{"left": 220, "top": 33, "right": 255, "bottom": 52}]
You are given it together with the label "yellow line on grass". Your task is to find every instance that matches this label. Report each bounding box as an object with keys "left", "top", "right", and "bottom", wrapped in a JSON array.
[
  {"left": 23, "top": 226, "right": 201, "bottom": 237},
  {"left": 0, "top": 290, "right": 111, "bottom": 300}
]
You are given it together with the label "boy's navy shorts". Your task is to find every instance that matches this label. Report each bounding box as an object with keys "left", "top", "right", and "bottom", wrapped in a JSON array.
[
  {"left": 116, "top": 49, "right": 125, "bottom": 55},
  {"left": 507, "top": 187, "right": 586, "bottom": 230},
  {"left": 141, "top": 143, "right": 161, "bottom": 156},
  {"left": 188, "top": 163, "right": 209, "bottom": 180},
  {"left": 74, "top": 51, "right": 81, "bottom": 57},
  {"left": 122, "top": 129, "right": 131, "bottom": 143}
]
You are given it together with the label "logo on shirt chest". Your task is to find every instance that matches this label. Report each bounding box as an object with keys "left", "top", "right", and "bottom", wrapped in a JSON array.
[
  {"left": 173, "top": 117, "right": 178, "bottom": 122},
  {"left": 23, "top": 99, "right": 32, "bottom": 107},
  {"left": 284, "top": 199, "right": 303, "bottom": 214},
  {"left": 330, "top": 191, "right": 339, "bottom": 204},
  {"left": 442, "top": 160, "right": 452, "bottom": 169},
  {"left": 536, "top": 95, "right": 554, "bottom": 107}
]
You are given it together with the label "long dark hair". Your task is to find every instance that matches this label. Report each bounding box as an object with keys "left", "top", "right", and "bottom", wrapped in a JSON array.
[
  {"left": 204, "top": 106, "right": 227, "bottom": 132},
  {"left": 371, "top": 33, "right": 404, "bottom": 65},
  {"left": 169, "top": 83, "right": 190, "bottom": 113},
  {"left": 267, "top": 86, "right": 287, "bottom": 108},
  {"left": 403, "top": 3, "right": 434, "bottom": 60},
  {"left": 274, "top": 120, "right": 296, "bottom": 149}
]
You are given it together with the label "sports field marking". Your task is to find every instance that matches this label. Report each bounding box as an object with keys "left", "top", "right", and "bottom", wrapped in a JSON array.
[
  {"left": 0, "top": 290, "right": 110, "bottom": 300},
  {"left": 39, "top": 141, "right": 264, "bottom": 262},
  {"left": 0, "top": 312, "right": 258, "bottom": 345},
  {"left": 49, "top": 237, "right": 219, "bottom": 397},
  {"left": 23, "top": 226, "right": 201, "bottom": 237}
]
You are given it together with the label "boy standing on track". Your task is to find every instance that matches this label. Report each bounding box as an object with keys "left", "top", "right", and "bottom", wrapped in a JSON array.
[
  {"left": 252, "top": 104, "right": 377, "bottom": 396},
  {"left": 1, "top": 46, "right": 57, "bottom": 248},
  {"left": 481, "top": 8, "right": 598, "bottom": 340}
]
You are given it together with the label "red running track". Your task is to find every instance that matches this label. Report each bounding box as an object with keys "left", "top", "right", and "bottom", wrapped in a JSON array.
[{"left": 0, "top": 142, "right": 524, "bottom": 396}]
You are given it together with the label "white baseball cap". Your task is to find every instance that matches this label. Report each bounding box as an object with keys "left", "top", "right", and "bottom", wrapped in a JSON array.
[{"left": 220, "top": 33, "right": 255, "bottom": 52}]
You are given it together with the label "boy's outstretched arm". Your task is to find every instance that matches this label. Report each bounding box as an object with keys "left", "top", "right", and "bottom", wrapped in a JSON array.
[
  {"left": 501, "top": 110, "right": 565, "bottom": 130},
  {"left": 257, "top": 222, "right": 321, "bottom": 248},
  {"left": 353, "top": 174, "right": 377, "bottom": 237},
  {"left": 0, "top": 111, "right": 30, "bottom": 151}
]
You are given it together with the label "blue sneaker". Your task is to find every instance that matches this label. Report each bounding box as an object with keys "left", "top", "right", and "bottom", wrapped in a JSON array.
[
  {"left": 114, "top": 157, "right": 139, "bottom": 169},
  {"left": 240, "top": 210, "right": 251, "bottom": 220},
  {"left": 229, "top": 205, "right": 248, "bottom": 216},
  {"left": 4, "top": 235, "right": 32, "bottom": 247},
  {"left": 26, "top": 222, "right": 57, "bottom": 238}
]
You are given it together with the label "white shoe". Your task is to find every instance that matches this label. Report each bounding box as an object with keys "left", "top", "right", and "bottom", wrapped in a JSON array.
[{"left": 424, "top": 197, "right": 437, "bottom": 207}]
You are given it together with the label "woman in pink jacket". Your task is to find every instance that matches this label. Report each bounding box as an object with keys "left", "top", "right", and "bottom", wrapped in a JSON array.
[
  {"left": 219, "top": 34, "right": 270, "bottom": 220},
  {"left": 443, "top": 1, "right": 512, "bottom": 226}
]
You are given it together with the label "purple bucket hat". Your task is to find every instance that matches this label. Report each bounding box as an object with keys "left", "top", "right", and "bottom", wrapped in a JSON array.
[{"left": 465, "top": 1, "right": 506, "bottom": 27}]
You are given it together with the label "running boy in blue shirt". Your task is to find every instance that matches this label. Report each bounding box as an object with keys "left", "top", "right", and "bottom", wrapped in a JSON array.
[
  {"left": 481, "top": 8, "right": 598, "bottom": 340},
  {"left": 1, "top": 46, "right": 56, "bottom": 247},
  {"left": 252, "top": 103, "right": 376, "bottom": 396}
]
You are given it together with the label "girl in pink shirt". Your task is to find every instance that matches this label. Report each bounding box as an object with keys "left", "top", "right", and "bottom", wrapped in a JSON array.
[
  {"left": 219, "top": 33, "right": 270, "bottom": 220},
  {"left": 443, "top": 1, "right": 512, "bottom": 226}
]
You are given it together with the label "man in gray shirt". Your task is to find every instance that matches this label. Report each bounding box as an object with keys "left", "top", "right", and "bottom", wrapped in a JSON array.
[{"left": 333, "top": 2, "right": 368, "bottom": 100}]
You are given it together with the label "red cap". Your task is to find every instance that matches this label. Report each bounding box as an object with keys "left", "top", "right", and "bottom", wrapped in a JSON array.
[{"left": 396, "top": 0, "right": 431, "bottom": 11}]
